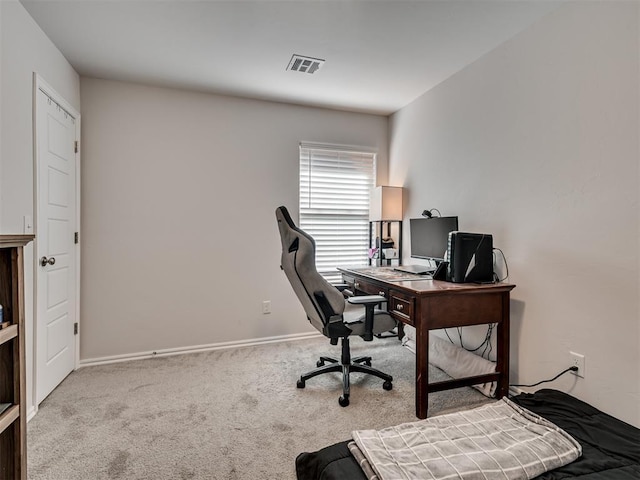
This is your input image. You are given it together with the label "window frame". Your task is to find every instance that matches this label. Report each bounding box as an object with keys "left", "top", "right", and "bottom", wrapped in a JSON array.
[{"left": 299, "top": 142, "right": 377, "bottom": 282}]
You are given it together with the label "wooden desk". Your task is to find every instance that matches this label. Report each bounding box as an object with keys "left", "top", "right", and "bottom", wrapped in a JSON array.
[{"left": 339, "top": 266, "right": 515, "bottom": 419}]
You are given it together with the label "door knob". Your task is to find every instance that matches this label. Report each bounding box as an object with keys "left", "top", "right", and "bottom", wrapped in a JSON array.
[{"left": 40, "top": 256, "right": 55, "bottom": 267}]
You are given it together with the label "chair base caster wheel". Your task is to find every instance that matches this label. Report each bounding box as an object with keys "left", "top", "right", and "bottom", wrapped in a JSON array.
[
  {"left": 316, "top": 360, "right": 324, "bottom": 368},
  {"left": 339, "top": 395, "right": 350, "bottom": 407},
  {"left": 297, "top": 379, "right": 306, "bottom": 388},
  {"left": 383, "top": 380, "right": 393, "bottom": 391}
]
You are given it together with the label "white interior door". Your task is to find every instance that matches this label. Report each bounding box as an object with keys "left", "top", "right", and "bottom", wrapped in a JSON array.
[{"left": 35, "top": 81, "right": 79, "bottom": 404}]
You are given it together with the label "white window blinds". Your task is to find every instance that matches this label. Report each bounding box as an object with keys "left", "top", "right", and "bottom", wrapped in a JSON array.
[{"left": 299, "top": 143, "right": 376, "bottom": 283}]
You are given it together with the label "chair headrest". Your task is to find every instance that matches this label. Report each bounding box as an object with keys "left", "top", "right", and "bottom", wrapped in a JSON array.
[
  {"left": 277, "top": 205, "right": 295, "bottom": 229},
  {"left": 276, "top": 205, "right": 314, "bottom": 252}
]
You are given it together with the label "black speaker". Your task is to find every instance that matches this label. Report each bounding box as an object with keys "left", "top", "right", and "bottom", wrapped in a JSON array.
[{"left": 447, "top": 232, "right": 494, "bottom": 283}]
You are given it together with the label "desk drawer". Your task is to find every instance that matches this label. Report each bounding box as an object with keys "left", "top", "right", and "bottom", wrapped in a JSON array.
[
  {"left": 341, "top": 275, "right": 388, "bottom": 299},
  {"left": 356, "top": 280, "right": 389, "bottom": 298},
  {"left": 342, "top": 274, "right": 356, "bottom": 295},
  {"left": 390, "top": 291, "right": 414, "bottom": 325}
]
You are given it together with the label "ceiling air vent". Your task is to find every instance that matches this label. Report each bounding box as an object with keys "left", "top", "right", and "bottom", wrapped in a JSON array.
[{"left": 287, "top": 54, "right": 325, "bottom": 74}]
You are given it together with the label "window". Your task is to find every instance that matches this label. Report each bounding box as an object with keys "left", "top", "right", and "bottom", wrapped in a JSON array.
[{"left": 299, "top": 142, "right": 376, "bottom": 283}]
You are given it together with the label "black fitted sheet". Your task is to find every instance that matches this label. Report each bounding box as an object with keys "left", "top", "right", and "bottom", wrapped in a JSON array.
[{"left": 295, "top": 389, "right": 640, "bottom": 480}]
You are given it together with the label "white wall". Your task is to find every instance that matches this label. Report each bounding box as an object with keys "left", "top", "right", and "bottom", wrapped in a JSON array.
[
  {"left": 389, "top": 2, "right": 639, "bottom": 426},
  {"left": 0, "top": 0, "right": 80, "bottom": 413},
  {"left": 79, "top": 77, "right": 388, "bottom": 360},
  {"left": 1, "top": 0, "right": 80, "bottom": 231}
]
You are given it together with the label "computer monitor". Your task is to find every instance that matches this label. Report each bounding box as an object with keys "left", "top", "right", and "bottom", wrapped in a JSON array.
[{"left": 410, "top": 216, "right": 459, "bottom": 262}]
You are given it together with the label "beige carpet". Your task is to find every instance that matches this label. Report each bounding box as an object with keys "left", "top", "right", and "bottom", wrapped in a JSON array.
[{"left": 28, "top": 335, "right": 490, "bottom": 480}]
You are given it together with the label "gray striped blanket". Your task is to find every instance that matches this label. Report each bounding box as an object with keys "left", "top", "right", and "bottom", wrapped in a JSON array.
[{"left": 352, "top": 398, "right": 581, "bottom": 480}]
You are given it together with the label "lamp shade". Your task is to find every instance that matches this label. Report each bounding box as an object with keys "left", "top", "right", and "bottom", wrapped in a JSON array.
[{"left": 370, "top": 186, "right": 403, "bottom": 221}]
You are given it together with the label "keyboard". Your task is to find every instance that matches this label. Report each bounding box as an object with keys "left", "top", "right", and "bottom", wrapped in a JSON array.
[{"left": 393, "top": 265, "right": 434, "bottom": 275}]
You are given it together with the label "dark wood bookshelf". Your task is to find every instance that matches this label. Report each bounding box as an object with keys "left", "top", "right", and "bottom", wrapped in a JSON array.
[{"left": 0, "top": 235, "right": 33, "bottom": 480}]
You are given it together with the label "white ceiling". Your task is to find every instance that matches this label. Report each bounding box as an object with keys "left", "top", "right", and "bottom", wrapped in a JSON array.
[{"left": 20, "top": 1, "right": 560, "bottom": 115}]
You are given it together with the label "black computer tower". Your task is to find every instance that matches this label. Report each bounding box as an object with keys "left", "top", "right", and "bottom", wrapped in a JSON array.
[{"left": 447, "top": 232, "right": 494, "bottom": 283}]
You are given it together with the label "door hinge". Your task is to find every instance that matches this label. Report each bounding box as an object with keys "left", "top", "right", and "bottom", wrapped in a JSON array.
[
  {"left": 74, "top": 140, "right": 79, "bottom": 153},
  {"left": 74, "top": 232, "right": 79, "bottom": 244},
  {"left": 74, "top": 322, "right": 78, "bottom": 335}
]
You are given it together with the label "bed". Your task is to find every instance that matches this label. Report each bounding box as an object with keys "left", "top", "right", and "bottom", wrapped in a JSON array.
[{"left": 295, "top": 389, "right": 640, "bottom": 479}]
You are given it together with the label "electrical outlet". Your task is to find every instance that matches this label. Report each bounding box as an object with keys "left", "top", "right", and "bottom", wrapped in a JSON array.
[
  {"left": 570, "top": 351, "right": 585, "bottom": 378},
  {"left": 23, "top": 215, "right": 33, "bottom": 234},
  {"left": 262, "top": 300, "right": 271, "bottom": 314}
]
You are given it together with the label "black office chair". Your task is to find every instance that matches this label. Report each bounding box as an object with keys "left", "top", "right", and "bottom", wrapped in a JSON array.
[{"left": 276, "top": 206, "right": 394, "bottom": 407}]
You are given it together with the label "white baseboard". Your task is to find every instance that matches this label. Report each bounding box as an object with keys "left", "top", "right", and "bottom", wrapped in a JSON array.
[
  {"left": 79, "top": 331, "right": 322, "bottom": 368},
  {"left": 27, "top": 405, "right": 38, "bottom": 422}
]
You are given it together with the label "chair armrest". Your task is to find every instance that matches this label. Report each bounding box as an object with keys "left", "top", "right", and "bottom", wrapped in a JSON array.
[
  {"left": 347, "top": 295, "right": 386, "bottom": 305},
  {"left": 347, "top": 296, "right": 385, "bottom": 341}
]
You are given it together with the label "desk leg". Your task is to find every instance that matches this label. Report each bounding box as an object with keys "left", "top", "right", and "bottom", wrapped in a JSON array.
[
  {"left": 414, "top": 318, "right": 429, "bottom": 419},
  {"left": 495, "top": 292, "right": 511, "bottom": 399}
]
